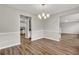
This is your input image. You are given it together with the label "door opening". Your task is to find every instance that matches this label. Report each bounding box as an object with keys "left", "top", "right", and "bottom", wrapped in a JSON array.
[{"left": 20, "top": 15, "right": 32, "bottom": 41}]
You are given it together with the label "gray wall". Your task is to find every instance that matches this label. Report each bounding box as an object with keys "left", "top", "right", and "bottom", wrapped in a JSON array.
[{"left": 0, "top": 5, "right": 20, "bottom": 33}]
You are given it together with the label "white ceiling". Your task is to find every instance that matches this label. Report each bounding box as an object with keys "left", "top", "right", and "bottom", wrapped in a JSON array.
[{"left": 7, "top": 4, "right": 79, "bottom": 15}]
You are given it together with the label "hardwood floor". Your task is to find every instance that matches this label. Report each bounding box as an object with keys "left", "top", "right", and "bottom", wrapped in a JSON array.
[
  {"left": 61, "top": 33, "right": 79, "bottom": 46},
  {"left": 0, "top": 34, "right": 79, "bottom": 55}
]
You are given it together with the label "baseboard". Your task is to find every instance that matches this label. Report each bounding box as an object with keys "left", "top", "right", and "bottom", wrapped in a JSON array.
[
  {"left": 31, "top": 30, "right": 60, "bottom": 41},
  {"left": 61, "top": 33, "right": 79, "bottom": 35},
  {"left": 44, "top": 30, "right": 60, "bottom": 41},
  {"left": 61, "top": 32, "right": 79, "bottom": 35},
  {"left": 32, "top": 30, "right": 44, "bottom": 41},
  {"left": 32, "top": 37, "right": 60, "bottom": 42},
  {"left": 44, "top": 37, "right": 60, "bottom": 41}
]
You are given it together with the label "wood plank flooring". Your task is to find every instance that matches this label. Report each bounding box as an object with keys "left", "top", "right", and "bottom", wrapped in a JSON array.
[
  {"left": 61, "top": 33, "right": 79, "bottom": 46},
  {"left": 0, "top": 34, "right": 79, "bottom": 55}
]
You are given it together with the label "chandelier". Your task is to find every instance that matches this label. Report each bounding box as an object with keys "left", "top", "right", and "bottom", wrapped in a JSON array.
[{"left": 38, "top": 4, "right": 50, "bottom": 19}]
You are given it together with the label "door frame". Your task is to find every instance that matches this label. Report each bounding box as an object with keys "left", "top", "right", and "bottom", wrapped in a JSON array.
[{"left": 20, "top": 15, "right": 32, "bottom": 40}]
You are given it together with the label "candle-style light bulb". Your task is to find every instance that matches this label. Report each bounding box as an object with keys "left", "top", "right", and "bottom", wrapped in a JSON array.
[
  {"left": 38, "top": 14, "right": 42, "bottom": 19},
  {"left": 44, "top": 16, "right": 46, "bottom": 19},
  {"left": 42, "top": 13, "right": 45, "bottom": 17},
  {"left": 47, "top": 14, "right": 50, "bottom": 18}
]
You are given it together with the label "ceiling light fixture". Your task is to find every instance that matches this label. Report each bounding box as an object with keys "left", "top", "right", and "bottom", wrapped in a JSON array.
[{"left": 38, "top": 4, "right": 50, "bottom": 19}]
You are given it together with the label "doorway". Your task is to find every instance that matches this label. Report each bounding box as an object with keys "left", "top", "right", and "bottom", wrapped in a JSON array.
[
  {"left": 60, "top": 13, "right": 79, "bottom": 46},
  {"left": 20, "top": 15, "right": 32, "bottom": 41}
]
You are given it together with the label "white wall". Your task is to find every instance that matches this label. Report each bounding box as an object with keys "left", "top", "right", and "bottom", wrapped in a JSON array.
[
  {"left": 26, "top": 7, "right": 79, "bottom": 41},
  {"left": 43, "top": 7, "right": 79, "bottom": 41},
  {"left": 0, "top": 5, "right": 44, "bottom": 49},
  {"left": 32, "top": 15, "right": 61, "bottom": 41},
  {"left": 60, "top": 13, "right": 79, "bottom": 34},
  {"left": 0, "top": 5, "right": 42, "bottom": 49},
  {"left": 44, "top": 15, "right": 60, "bottom": 41},
  {"left": 60, "top": 13, "right": 79, "bottom": 23},
  {"left": 0, "top": 5, "right": 19, "bottom": 33},
  {"left": 31, "top": 16, "right": 44, "bottom": 41},
  {"left": 32, "top": 7, "right": 79, "bottom": 42},
  {"left": 60, "top": 22, "right": 79, "bottom": 34},
  {"left": 0, "top": 5, "right": 20, "bottom": 49},
  {"left": 1, "top": 5, "right": 79, "bottom": 49}
]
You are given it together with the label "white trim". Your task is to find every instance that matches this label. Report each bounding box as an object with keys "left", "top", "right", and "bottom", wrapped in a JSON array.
[
  {"left": 31, "top": 30, "right": 44, "bottom": 41},
  {"left": 0, "top": 42, "right": 20, "bottom": 50},
  {"left": 0, "top": 32, "right": 20, "bottom": 35},
  {"left": 31, "top": 30, "right": 60, "bottom": 42},
  {"left": 44, "top": 30, "right": 60, "bottom": 41},
  {"left": 0, "top": 32, "right": 20, "bottom": 49}
]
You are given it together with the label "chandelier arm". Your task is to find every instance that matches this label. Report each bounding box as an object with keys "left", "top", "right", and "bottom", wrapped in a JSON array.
[{"left": 38, "top": 4, "right": 50, "bottom": 19}]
